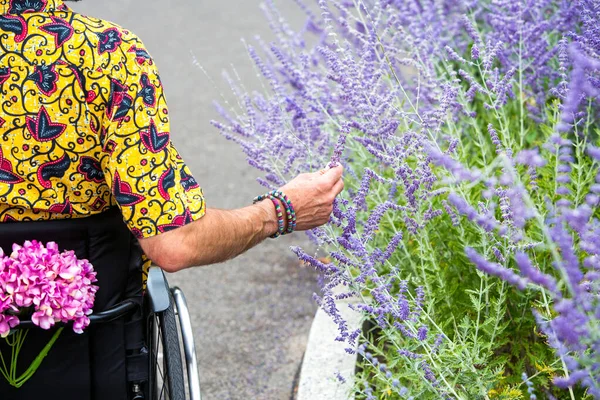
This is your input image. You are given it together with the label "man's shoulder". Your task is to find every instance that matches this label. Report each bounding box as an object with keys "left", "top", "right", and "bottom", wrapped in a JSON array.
[{"left": 69, "top": 12, "right": 147, "bottom": 59}]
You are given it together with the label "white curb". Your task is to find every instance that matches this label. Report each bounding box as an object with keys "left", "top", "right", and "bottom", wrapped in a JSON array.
[{"left": 297, "top": 300, "right": 362, "bottom": 400}]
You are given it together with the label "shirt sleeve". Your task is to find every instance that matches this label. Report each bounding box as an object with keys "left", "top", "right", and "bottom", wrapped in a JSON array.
[{"left": 99, "top": 33, "right": 205, "bottom": 239}]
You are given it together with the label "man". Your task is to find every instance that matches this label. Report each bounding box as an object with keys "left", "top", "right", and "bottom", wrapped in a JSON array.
[
  {"left": 0, "top": 0, "right": 343, "bottom": 397},
  {"left": 0, "top": 0, "right": 343, "bottom": 269}
]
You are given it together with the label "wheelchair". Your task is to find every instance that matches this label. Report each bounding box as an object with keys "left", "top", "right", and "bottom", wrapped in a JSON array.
[
  {"left": 13, "top": 268, "right": 202, "bottom": 400},
  {"left": 0, "top": 209, "right": 202, "bottom": 400},
  {"left": 137, "top": 267, "right": 203, "bottom": 400}
]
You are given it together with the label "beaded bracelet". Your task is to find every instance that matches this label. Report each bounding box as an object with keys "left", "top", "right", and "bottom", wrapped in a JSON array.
[
  {"left": 268, "top": 195, "right": 285, "bottom": 238},
  {"left": 271, "top": 191, "right": 297, "bottom": 234},
  {"left": 253, "top": 193, "right": 285, "bottom": 238},
  {"left": 253, "top": 190, "right": 297, "bottom": 237}
]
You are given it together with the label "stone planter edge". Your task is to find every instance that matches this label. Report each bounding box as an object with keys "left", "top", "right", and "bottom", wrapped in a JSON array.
[{"left": 296, "top": 296, "right": 362, "bottom": 400}]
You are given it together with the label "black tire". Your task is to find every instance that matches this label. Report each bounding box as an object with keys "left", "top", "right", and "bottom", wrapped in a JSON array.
[{"left": 148, "top": 292, "right": 186, "bottom": 400}]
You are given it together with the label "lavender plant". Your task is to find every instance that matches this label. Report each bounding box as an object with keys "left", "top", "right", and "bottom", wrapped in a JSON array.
[{"left": 212, "top": 0, "right": 600, "bottom": 398}]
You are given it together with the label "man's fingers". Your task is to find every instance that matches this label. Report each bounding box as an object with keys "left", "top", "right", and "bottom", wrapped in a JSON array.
[
  {"left": 323, "top": 164, "right": 344, "bottom": 184},
  {"left": 332, "top": 177, "right": 345, "bottom": 196}
]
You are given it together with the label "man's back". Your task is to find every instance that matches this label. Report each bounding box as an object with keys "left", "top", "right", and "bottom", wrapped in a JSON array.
[{"left": 0, "top": 0, "right": 205, "bottom": 237}]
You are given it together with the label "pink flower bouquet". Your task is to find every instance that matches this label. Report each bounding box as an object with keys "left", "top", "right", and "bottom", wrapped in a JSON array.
[{"left": 0, "top": 240, "right": 99, "bottom": 388}]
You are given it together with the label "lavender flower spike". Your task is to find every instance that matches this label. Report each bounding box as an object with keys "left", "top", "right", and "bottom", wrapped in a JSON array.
[
  {"left": 515, "top": 251, "right": 558, "bottom": 294},
  {"left": 516, "top": 149, "right": 546, "bottom": 168},
  {"left": 465, "top": 247, "right": 527, "bottom": 290},
  {"left": 587, "top": 145, "right": 600, "bottom": 161}
]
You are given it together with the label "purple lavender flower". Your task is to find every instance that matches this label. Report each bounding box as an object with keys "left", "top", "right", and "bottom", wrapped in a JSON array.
[
  {"left": 213, "top": 0, "right": 600, "bottom": 395},
  {"left": 433, "top": 334, "right": 444, "bottom": 353},
  {"left": 559, "top": 43, "right": 600, "bottom": 131},
  {"left": 378, "top": 231, "right": 403, "bottom": 265},
  {"left": 465, "top": 247, "right": 527, "bottom": 290},
  {"left": 330, "top": 123, "right": 351, "bottom": 167},
  {"left": 421, "top": 361, "right": 438, "bottom": 386},
  {"left": 417, "top": 326, "right": 428, "bottom": 341},
  {"left": 487, "top": 124, "right": 503, "bottom": 154},
  {"left": 587, "top": 145, "right": 600, "bottom": 161},
  {"left": 492, "top": 247, "right": 506, "bottom": 264},
  {"left": 442, "top": 200, "right": 460, "bottom": 226},
  {"left": 515, "top": 149, "right": 546, "bottom": 167},
  {"left": 290, "top": 247, "right": 339, "bottom": 275},
  {"left": 445, "top": 45, "right": 467, "bottom": 63},
  {"left": 462, "top": 15, "right": 481, "bottom": 43},
  {"left": 514, "top": 252, "right": 558, "bottom": 294},
  {"left": 449, "top": 193, "right": 499, "bottom": 232},
  {"left": 549, "top": 221, "right": 584, "bottom": 291},
  {"left": 398, "top": 349, "right": 422, "bottom": 360},
  {"left": 471, "top": 44, "right": 480, "bottom": 60},
  {"left": 427, "top": 146, "right": 481, "bottom": 182}
]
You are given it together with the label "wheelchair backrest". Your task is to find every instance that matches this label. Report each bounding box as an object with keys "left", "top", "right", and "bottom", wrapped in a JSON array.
[{"left": 0, "top": 208, "right": 143, "bottom": 311}]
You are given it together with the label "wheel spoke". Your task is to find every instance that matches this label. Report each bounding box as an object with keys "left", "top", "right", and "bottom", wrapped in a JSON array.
[{"left": 156, "top": 316, "right": 169, "bottom": 399}]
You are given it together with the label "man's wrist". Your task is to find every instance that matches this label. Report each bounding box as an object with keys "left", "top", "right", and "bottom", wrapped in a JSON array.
[
  {"left": 255, "top": 198, "right": 289, "bottom": 238},
  {"left": 255, "top": 200, "right": 279, "bottom": 237}
]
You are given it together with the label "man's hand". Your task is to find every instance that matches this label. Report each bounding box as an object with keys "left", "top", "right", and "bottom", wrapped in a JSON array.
[
  {"left": 139, "top": 166, "right": 344, "bottom": 272},
  {"left": 279, "top": 165, "right": 344, "bottom": 231}
]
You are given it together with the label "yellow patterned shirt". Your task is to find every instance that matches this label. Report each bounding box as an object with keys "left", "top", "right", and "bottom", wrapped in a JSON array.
[{"left": 0, "top": 0, "right": 206, "bottom": 238}]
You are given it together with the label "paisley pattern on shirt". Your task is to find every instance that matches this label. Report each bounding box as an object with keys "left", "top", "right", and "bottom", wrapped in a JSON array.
[{"left": 0, "top": 0, "right": 206, "bottom": 238}]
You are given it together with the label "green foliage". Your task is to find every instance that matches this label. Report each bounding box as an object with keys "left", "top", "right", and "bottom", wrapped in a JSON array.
[{"left": 325, "top": 71, "right": 597, "bottom": 400}]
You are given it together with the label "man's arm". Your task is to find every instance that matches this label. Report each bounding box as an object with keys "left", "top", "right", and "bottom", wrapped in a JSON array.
[
  {"left": 139, "top": 202, "right": 277, "bottom": 272},
  {"left": 139, "top": 166, "right": 344, "bottom": 272}
]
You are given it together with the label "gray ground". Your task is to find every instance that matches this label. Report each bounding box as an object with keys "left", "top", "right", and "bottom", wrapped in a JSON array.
[{"left": 73, "top": 1, "right": 320, "bottom": 399}]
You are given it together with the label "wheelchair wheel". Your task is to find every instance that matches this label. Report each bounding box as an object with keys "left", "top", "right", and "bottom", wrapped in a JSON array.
[{"left": 148, "top": 292, "right": 186, "bottom": 400}]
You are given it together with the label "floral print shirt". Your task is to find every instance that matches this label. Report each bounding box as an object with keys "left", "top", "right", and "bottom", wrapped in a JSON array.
[{"left": 0, "top": 0, "right": 205, "bottom": 238}]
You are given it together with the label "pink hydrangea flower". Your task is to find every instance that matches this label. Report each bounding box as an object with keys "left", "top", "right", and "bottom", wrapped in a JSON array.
[
  {"left": 0, "top": 241, "right": 99, "bottom": 334},
  {"left": 0, "top": 292, "right": 19, "bottom": 337}
]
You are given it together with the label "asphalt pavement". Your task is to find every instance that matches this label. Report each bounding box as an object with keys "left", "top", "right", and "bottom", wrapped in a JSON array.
[{"left": 73, "top": 1, "right": 320, "bottom": 399}]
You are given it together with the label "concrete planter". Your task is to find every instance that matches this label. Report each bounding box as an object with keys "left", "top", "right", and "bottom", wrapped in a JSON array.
[{"left": 296, "top": 298, "right": 362, "bottom": 400}]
